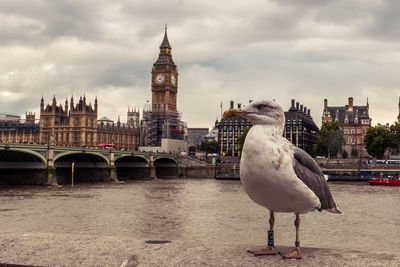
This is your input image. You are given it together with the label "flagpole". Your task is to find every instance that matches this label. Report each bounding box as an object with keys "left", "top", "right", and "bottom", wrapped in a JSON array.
[{"left": 220, "top": 101, "right": 222, "bottom": 120}]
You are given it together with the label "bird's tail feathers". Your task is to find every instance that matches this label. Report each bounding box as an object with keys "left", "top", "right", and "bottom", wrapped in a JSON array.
[{"left": 327, "top": 203, "right": 343, "bottom": 214}]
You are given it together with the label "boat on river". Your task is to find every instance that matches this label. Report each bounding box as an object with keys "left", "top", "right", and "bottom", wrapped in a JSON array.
[{"left": 368, "top": 178, "right": 400, "bottom": 186}]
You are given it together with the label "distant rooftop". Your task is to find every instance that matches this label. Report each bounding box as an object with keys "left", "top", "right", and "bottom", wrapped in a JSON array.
[
  {"left": 0, "top": 113, "right": 20, "bottom": 121},
  {"left": 98, "top": 116, "right": 113, "bottom": 122}
]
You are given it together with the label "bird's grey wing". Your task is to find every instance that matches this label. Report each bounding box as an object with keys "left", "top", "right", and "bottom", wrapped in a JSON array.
[{"left": 292, "top": 147, "right": 336, "bottom": 211}]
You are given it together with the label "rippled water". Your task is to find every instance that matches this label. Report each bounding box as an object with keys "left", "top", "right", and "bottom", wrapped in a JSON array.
[{"left": 0, "top": 179, "right": 399, "bottom": 253}]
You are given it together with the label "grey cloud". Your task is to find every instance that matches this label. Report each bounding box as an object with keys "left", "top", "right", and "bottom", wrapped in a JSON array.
[
  {"left": 365, "top": 1, "right": 400, "bottom": 41},
  {"left": 0, "top": 0, "right": 400, "bottom": 128},
  {"left": 0, "top": 0, "right": 109, "bottom": 45}
]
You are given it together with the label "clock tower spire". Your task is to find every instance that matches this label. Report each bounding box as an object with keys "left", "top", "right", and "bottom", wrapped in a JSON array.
[{"left": 151, "top": 25, "right": 178, "bottom": 112}]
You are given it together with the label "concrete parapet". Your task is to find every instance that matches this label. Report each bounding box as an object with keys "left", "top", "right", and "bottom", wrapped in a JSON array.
[{"left": 0, "top": 232, "right": 398, "bottom": 266}]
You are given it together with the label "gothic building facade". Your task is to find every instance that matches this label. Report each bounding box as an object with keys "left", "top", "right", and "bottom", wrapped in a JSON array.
[
  {"left": 39, "top": 95, "right": 98, "bottom": 146},
  {"left": 40, "top": 96, "right": 140, "bottom": 149},
  {"left": 1, "top": 96, "right": 140, "bottom": 150}
]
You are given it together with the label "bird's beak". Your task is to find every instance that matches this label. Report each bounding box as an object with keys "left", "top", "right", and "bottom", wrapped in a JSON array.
[{"left": 223, "top": 108, "right": 247, "bottom": 118}]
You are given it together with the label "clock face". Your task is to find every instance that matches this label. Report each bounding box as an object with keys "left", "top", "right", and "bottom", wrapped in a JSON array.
[
  {"left": 155, "top": 73, "right": 165, "bottom": 84},
  {"left": 171, "top": 74, "right": 176, "bottom": 85}
]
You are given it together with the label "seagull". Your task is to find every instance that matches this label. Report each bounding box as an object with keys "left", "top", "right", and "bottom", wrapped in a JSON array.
[{"left": 223, "top": 99, "right": 342, "bottom": 259}]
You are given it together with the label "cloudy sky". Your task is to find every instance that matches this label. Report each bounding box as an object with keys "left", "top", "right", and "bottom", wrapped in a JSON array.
[{"left": 1, "top": 0, "right": 400, "bottom": 128}]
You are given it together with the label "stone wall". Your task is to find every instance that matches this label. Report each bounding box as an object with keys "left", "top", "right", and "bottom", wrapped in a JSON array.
[
  {"left": 178, "top": 166, "right": 215, "bottom": 178},
  {"left": 316, "top": 158, "right": 400, "bottom": 170}
]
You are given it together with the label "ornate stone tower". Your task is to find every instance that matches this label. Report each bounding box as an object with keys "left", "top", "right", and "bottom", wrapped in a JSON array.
[
  {"left": 127, "top": 107, "right": 140, "bottom": 128},
  {"left": 140, "top": 25, "right": 187, "bottom": 149},
  {"left": 397, "top": 97, "right": 400, "bottom": 123},
  {"left": 151, "top": 25, "right": 178, "bottom": 112}
]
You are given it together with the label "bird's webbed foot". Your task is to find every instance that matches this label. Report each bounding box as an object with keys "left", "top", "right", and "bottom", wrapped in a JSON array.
[
  {"left": 247, "top": 246, "right": 277, "bottom": 256},
  {"left": 278, "top": 247, "right": 302, "bottom": 259}
]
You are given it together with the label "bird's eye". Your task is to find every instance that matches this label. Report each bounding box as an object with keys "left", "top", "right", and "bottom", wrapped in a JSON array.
[{"left": 258, "top": 105, "right": 266, "bottom": 110}]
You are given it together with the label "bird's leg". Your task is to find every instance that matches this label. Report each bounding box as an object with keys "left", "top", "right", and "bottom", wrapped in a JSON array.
[
  {"left": 279, "top": 213, "right": 303, "bottom": 259},
  {"left": 247, "top": 211, "right": 277, "bottom": 256}
]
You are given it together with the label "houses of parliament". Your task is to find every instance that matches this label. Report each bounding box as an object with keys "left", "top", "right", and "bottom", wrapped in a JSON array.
[
  {"left": 0, "top": 26, "right": 185, "bottom": 151},
  {"left": 0, "top": 95, "right": 140, "bottom": 150}
]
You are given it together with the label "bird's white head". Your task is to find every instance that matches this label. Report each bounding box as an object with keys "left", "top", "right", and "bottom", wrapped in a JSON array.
[{"left": 223, "top": 99, "right": 285, "bottom": 131}]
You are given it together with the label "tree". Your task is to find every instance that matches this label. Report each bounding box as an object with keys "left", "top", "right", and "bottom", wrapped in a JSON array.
[
  {"left": 314, "top": 138, "right": 328, "bottom": 157},
  {"left": 364, "top": 126, "right": 389, "bottom": 159},
  {"left": 237, "top": 127, "right": 250, "bottom": 154},
  {"left": 314, "top": 121, "right": 345, "bottom": 158},
  {"left": 341, "top": 149, "right": 348, "bottom": 158},
  {"left": 189, "top": 146, "right": 197, "bottom": 153},
  {"left": 388, "top": 122, "right": 400, "bottom": 154},
  {"left": 351, "top": 147, "right": 359, "bottom": 158},
  {"left": 200, "top": 140, "right": 218, "bottom": 154}
]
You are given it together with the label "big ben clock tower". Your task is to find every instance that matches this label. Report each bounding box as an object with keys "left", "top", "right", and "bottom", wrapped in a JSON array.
[
  {"left": 151, "top": 25, "right": 178, "bottom": 112},
  {"left": 140, "top": 25, "right": 187, "bottom": 150}
]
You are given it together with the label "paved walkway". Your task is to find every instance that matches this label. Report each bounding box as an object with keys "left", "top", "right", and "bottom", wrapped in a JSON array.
[{"left": 0, "top": 232, "right": 398, "bottom": 267}]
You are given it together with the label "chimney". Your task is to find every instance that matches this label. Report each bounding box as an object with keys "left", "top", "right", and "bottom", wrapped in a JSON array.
[
  {"left": 300, "top": 104, "right": 303, "bottom": 112},
  {"left": 296, "top": 102, "right": 299, "bottom": 110},
  {"left": 307, "top": 109, "right": 311, "bottom": 115},
  {"left": 237, "top": 103, "right": 241, "bottom": 109},
  {"left": 303, "top": 106, "right": 307, "bottom": 113},
  {"left": 348, "top": 97, "right": 353, "bottom": 111},
  {"left": 249, "top": 100, "right": 253, "bottom": 103},
  {"left": 230, "top": 100, "right": 234, "bottom": 109},
  {"left": 324, "top": 99, "right": 328, "bottom": 111},
  {"left": 291, "top": 99, "right": 295, "bottom": 108}
]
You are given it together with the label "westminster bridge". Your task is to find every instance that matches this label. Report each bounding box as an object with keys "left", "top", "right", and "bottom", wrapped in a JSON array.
[{"left": 0, "top": 143, "right": 179, "bottom": 185}]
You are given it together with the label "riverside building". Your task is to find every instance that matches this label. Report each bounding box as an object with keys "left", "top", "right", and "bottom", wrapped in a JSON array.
[
  {"left": 217, "top": 100, "right": 252, "bottom": 156},
  {"left": 284, "top": 99, "right": 319, "bottom": 156},
  {"left": 187, "top": 128, "right": 209, "bottom": 147},
  {"left": 322, "top": 97, "right": 371, "bottom": 157},
  {"left": 218, "top": 99, "right": 319, "bottom": 157}
]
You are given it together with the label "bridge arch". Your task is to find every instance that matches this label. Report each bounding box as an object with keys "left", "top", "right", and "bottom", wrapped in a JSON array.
[
  {"left": 154, "top": 157, "right": 178, "bottom": 165},
  {"left": 0, "top": 148, "right": 47, "bottom": 185},
  {"left": 54, "top": 152, "right": 110, "bottom": 184},
  {"left": 115, "top": 155, "right": 150, "bottom": 166},
  {"left": 54, "top": 151, "right": 110, "bottom": 166},
  {"left": 0, "top": 148, "right": 46, "bottom": 169},
  {"left": 115, "top": 155, "right": 150, "bottom": 179},
  {"left": 154, "top": 157, "right": 178, "bottom": 178}
]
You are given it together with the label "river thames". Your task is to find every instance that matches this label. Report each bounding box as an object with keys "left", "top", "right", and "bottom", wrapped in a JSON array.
[{"left": 0, "top": 179, "right": 399, "bottom": 254}]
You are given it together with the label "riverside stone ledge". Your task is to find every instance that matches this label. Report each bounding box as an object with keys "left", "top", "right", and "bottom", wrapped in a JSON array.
[{"left": 0, "top": 232, "right": 398, "bottom": 267}]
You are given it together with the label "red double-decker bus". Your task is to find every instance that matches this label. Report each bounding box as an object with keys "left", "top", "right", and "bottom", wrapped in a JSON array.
[{"left": 98, "top": 144, "right": 117, "bottom": 149}]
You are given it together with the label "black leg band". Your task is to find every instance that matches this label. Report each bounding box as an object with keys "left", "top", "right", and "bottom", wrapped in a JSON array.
[
  {"left": 295, "top": 241, "right": 300, "bottom": 247},
  {"left": 268, "top": 230, "right": 274, "bottom": 247}
]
